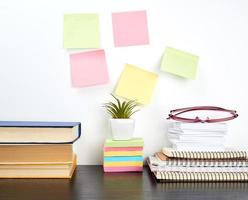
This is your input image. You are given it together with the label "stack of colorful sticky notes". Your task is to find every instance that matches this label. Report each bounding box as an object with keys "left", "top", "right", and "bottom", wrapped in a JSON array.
[{"left": 103, "top": 138, "right": 144, "bottom": 172}]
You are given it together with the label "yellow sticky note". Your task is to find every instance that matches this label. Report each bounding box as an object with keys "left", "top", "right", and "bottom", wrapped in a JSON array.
[
  {"left": 161, "top": 47, "right": 199, "bottom": 79},
  {"left": 64, "top": 13, "right": 100, "bottom": 48},
  {"left": 104, "top": 151, "right": 143, "bottom": 157},
  {"left": 115, "top": 64, "right": 158, "bottom": 105}
]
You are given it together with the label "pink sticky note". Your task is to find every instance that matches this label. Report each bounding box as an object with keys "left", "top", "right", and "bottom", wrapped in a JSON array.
[
  {"left": 104, "top": 166, "right": 143, "bottom": 172},
  {"left": 104, "top": 147, "right": 143, "bottom": 152},
  {"left": 112, "top": 10, "right": 149, "bottom": 47},
  {"left": 70, "top": 50, "right": 109, "bottom": 87}
]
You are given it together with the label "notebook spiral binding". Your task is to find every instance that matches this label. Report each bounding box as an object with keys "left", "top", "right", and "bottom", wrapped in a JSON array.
[
  {"left": 170, "top": 151, "right": 247, "bottom": 160},
  {"left": 157, "top": 182, "right": 248, "bottom": 190},
  {"left": 162, "top": 159, "right": 248, "bottom": 167},
  {"left": 155, "top": 172, "right": 248, "bottom": 182}
]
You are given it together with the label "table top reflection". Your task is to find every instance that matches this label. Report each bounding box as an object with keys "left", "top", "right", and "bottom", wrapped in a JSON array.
[{"left": 0, "top": 166, "right": 248, "bottom": 200}]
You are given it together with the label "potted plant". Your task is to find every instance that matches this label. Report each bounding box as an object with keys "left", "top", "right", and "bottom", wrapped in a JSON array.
[{"left": 104, "top": 95, "right": 140, "bottom": 140}]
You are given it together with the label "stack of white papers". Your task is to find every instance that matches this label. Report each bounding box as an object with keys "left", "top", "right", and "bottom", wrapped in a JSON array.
[{"left": 168, "top": 122, "right": 227, "bottom": 151}]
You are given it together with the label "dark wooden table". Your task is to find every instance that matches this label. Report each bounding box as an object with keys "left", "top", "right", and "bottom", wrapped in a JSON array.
[{"left": 0, "top": 166, "right": 248, "bottom": 200}]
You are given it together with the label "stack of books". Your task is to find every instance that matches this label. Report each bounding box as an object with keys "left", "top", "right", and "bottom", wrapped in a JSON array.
[
  {"left": 148, "top": 147, "right": 248, "bottom": 182},
  {"left": 168, "top": 122, "right": 227, "bottom": 151},
  {"left": 0, "top": 121, "right": 81, "bottom": 178},
  {"left": 103, "top": 138, "right": 144, "bottom": 172}
]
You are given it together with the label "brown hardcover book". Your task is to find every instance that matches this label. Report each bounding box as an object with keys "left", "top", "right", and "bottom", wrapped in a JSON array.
[
  {"left": 0, "top": 144, "right": 73, "bottom": 163},
  {"left": 0, "top": 155, "right": 77, "bottom": 178}
]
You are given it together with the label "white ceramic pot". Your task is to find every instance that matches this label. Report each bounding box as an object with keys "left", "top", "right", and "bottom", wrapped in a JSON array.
[{"left": 110, "top": 119, "right": 135, "bottom": 140}]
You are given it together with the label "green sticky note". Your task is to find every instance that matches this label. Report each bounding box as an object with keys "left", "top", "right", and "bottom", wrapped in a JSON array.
[
  {"left": 104, "top": 138, "right": 144, "bottom": 147},
  {"left": 64, "top": 13, "right": 100, "bottom": 48},
  {"left": 161, "top": 47, "right": 199, "bottom": 79}
]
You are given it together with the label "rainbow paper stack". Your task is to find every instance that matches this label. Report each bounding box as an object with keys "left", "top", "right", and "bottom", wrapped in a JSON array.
[{"left": 103, "top": 138, "right": 144, "bottom": 172}]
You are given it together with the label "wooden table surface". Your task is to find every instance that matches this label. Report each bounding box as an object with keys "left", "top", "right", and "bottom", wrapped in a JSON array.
[{"left": 0, "top": 165, "right": 248, "bottom": 200}]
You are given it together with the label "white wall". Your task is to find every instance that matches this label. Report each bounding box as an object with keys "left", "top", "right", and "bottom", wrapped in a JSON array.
[{"left": 0, "top": 0, "right": 248, "bottom": 164}]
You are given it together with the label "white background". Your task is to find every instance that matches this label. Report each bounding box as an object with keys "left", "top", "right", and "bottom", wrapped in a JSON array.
[{"left": 0, "top": 0, "right": 247, "bottom": 164}]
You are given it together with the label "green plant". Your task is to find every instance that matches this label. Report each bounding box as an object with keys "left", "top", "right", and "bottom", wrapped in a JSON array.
[{"left": 104, "top": 95, "right": 140, "bottom": 119}]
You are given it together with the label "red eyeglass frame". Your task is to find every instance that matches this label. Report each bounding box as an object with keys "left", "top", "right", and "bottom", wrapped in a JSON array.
[{"left": 167, "top": 106, "right": 238, "bottom": 123}]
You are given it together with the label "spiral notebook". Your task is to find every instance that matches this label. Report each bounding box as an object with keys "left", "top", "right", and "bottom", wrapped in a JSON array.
[
  {"left": 153, "top": 171, "right": 248, "bottom": 182},
  {"left": 154, "top": 152, "right": 248, "bottom": 167},
  {"left": 162, "top": 148, "right": 247, "bottom": 160},
  {"left": 148, "top": 158, "right": 248, "bottom": 173}
]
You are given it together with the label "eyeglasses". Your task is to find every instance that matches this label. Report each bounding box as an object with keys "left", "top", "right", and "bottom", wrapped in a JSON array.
[{"left": 167, "top": 106, "right": 238, "bottom": 123}]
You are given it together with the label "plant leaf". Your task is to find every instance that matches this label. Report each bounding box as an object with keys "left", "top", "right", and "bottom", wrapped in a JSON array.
[
  {"left": 106, "top": 108, "right": 117, "bottom": 118},
  {"left": 111, "top": 94, "right": 121, "bottom": 110},
  {"left": 104, "top": 95, "right": 140, "bottom": 119}
]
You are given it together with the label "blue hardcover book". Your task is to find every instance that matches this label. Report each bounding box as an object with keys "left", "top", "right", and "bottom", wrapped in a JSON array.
[{"left": 0, "top": 121, "right": 81, "bottom": 144}]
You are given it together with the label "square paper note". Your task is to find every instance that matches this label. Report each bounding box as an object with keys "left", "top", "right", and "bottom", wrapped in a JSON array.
[
  {"left": 161, "top": 47, "right": 199, "bottom": 79},
  {"left": 115, "top": 64, "right": 158, "bottom": 105},
  {"left": 112, "top": 10, "right": 149, "bottom": 47},
  {"left": 70, "top": 50, "right": 109, "bottom": 87},
  {"left": 64, "top": 13, "right": 100, "bottom": 48}
]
